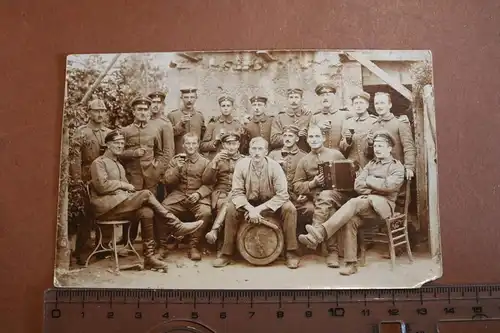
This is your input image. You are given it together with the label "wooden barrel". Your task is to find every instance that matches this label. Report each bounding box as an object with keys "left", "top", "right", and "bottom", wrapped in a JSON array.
[{"left": 236, "top": 217, "right": 284, "bottom": 266}]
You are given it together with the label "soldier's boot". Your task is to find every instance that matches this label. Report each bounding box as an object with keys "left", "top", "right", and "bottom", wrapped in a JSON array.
[
  {"left": 143, "top": 240, "right": 168, "bottom": 272},
  {"left": 156, "top": 243, "right": 169, "bottom": 260},
  {"left": 188, "top": 236, "right": 202, "bottom": 261},
  {"left": 326, "top": 252, "right": 340, "bottom": 268},
  {"left": 298, "top": 224, "right": 327, "bottom": 250},
  {"left": 146, "top": 196, "right": 204, "bottom": 238},
  {"left": 339, "top": 262, "right": 358, "bottom": 276},
  {"left": 285, "top": 251, "right": 300, "bottom": 269},
  {"left": 212, "top": 254, "right": 231, "bottom": 268}
]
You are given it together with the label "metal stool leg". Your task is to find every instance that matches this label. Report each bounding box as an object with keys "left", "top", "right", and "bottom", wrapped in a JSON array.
[
  {"left": 85, "top": 225, "right": 105, "bottom": 267},
  {"left": 112, "top": 225, "right": 120, "bottom": 271},
  {"left": 125, "top": 222, "right": 142, "bottom": 261}
]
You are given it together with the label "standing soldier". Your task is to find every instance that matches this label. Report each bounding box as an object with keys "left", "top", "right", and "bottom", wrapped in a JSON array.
[
  {"left": 160, "top": 133, "right": 213, "bottom": 261},
  {"left": 147, "top": 90, "right": 175, "bottom": 176},
  {"left": 339, "top": 90, "right": 377, "bottom": 170},
  {"left": 202, "top": 131, "right": 245, "bottom": 245},
  {"left": 69, "top": 98, "right": 112, "bottom": 265},
  {"left": 167, "top": 87, "right": 206, "bottom": 154},
  {"left": 119, "top": 96, "right": 164, "bottom": 244},
  {"left": 200, "top": 95, "right": 243, "bottom": 160},
  {"left": 309, "top": 83, "right": 350, "bottom": 150},
  {"left": 368, "top": 92, "right": 416, "bottom": 181},
  {"left": 243, "top": 95, "right": 274, "bottom": 154},
  {"left": 270, "top": 88, "right": 312, "bottom": 152},
  {"left": 292, "top": 126, "right": 351, "bottom": 268},
  {"left": 267, "top": 125, "right": 312, "bottom": 233}
]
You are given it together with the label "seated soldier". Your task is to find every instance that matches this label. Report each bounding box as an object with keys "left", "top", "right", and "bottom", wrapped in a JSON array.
[
  {"left": 202, "top": 131, "right": 245, "bottom": 245},
  {"left": 89, "top": 130, "right": 203, "bottom": 272},
  {"left": 292, "top": 125, "right": 352, "bottom": 268},
  {"left": 267, "top": 125, "right": 312, "bottom": 234},
  {"left": 298, "top": 130, "right": 405, "bottom": 276},
  {"left": 160, "top": 132, "right": 213, "bottom": 261},
  {"left": 212, "top": 137, "right": 300, "bottom": 269}
]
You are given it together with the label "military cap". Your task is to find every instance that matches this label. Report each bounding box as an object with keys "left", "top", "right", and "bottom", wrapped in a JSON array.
[
  {"left": 104, "top": 129, "right": 125, "bottom": 143},
  {"left": 350, "top": 90, "right": 370, "bottom": 102},
  {"left": 221, "top": 131, "right": 241, "bottom": 142},
  {"left": 250, "top": 96, "right": 268, "bottom": 104},
  {"left": 315, "top": 83, "right": 336, "bottom": 95},
  {"left": 88, "top": 98, "right": 107, "bottom": 110},
  {"left": 282, "top": 124, "right": 300, "bottom": 136},
  {"left": 218, "top": 94, "right": 235, "bottom": 105},
  {"left": 287, "top": 88, "right": 303, "bottom": 96},
  {"left": 180, "top": 87, "right": 198, "bottom": 94},
  {"left": 373, "top": 130, "right": 396, "bottom": 147},
  {"left": 130, "top": 96, "right": 152, "bottom": 108},
  {"left": 147, "top": 90, "right": 167, "bottom": 102}
]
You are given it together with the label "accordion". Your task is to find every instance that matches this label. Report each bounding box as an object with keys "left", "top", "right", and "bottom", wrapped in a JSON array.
[{"left": 317, "top": 160, "right": 356, "bottom": 191}]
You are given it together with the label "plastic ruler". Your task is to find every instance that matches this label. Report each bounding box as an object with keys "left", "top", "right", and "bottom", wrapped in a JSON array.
[{"left": 44, "top": 284, "right": 500, "bottom": 332}]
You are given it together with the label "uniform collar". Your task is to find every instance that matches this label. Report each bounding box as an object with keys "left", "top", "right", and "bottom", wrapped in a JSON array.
[
  {"left": 181, "top": 107, "right": 195, "bottom": 115},
  {"left": 373, "top": 157, "right": 393, "bottom": 165},
  {"left": 355, "top": 112, "right": 370, "bottom": 121},
  {"left": 285, "top": 107, "right": 305, "bottom": 117},
  {"left": 218, "top": 115, "right": 234, "bottom": 124},
  {"left": 376, "top": 112, "right": 395, "bottom": 122},
  {"left": 252, "top": 114, "right": 268, "bottom": 123},
  {"left": 133, "top": 120, "right": 148, "bottom": 128},
  {"left": 88, "top": 122, "right": 107, "bottom": 131},
  {"left": 281, "top": 146, "right": 300, "bottom": 156},
  {"left": 187, "top": 152, "right": 201, "bottom": 163},
  {"left": 320, "top": 107, "right": 337, "bottom": 115}
]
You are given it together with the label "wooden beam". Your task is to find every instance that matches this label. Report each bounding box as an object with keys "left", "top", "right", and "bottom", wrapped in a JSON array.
[
  {"left": 345, "top": 51, "right": 414, "bottom": 101},
  {"left": 80, "top": 53, "right": 121, "bottom": 105},
  {"left": 423, "top": 84, "right": 441, "bottom": 260},
  {"left": 343, "top": 50, "right": 431, "bottom": 62}
]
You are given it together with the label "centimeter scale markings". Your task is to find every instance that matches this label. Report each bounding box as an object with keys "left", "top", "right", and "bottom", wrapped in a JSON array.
[{"left": 45, "top": 285, "right": 500, "bottom": 333}]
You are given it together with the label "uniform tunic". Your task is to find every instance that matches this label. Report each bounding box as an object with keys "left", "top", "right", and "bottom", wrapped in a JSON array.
[
  {"left": 339, "top": 113, "right": 377, "bottom": 169},
  {"left": 119, "top": 122, "right": 164, "bottom": 191},
  {"left": 70, "top": 123, "right": 111, "bottom": 182},
  {"left": 200, "top": 115, "right": 243, "bottom": 160},
  {"left": 148, "top": 114, "right": 175, "bottom": 167},
  {"left": 244, "top": 114, "right": 274, "bottom": 151},
  {"left": 270, "top": 107, "right": 312, "bottom": 152},
  {"left": 368, "top": 113, "right": 416, "bottom": 173},
  {"left": 167, "top": 108, "right": 206, "bottom": 154},
  {"left": 309, "top": 108, "right": 350, "bottom": 150},
  {"left": 201, "top": 153, "right": 244, "bottom": 210}
]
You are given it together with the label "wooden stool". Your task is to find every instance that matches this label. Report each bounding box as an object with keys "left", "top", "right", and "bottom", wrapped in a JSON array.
[
  {"left": 236, "top": 217, "right": 284, "bottom": 266},
  {"left": 85, "top": 220, "right": 141, "bottom": 271}
]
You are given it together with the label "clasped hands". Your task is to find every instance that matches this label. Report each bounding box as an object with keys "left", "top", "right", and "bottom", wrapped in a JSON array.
[{"left": 244, "top": 204, "right": 266, "bottom": 224}]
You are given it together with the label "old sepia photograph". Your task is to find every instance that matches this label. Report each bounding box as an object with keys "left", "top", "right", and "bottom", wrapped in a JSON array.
[{"left": 53, "top": 49, "right": 441, "bottom": 289}]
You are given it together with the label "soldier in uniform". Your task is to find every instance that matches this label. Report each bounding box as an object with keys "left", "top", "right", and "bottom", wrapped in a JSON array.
[
  {"left": 69, "top": 98, "right": 111, "bottom": 265},
  {"left": 243, "top": 95, "right": 274, "bottom": 154},
  {"left": 270, "top": 88, "right": 312, "bottom": 152},
  {"left": 367, "top": 92, "right": 416, "bottom": 181},
  {"left": 202, "top": 131, "right": 245, "bottom": 245},
  {"left": 339, "top": 90, "right": 377, "bottom": 170},
  {"left": 212, "top": 137, "right": 301, "bottom": 269},
  {"left": 167, "top": 87, "right": 206, "bottom": 154},
  {"left": 292, "top": 126, "right": 351, "bottom": 268},
  {"left": 147, "top": 90, "right": 175, "bottom": 176},
  {"left": 298, "top": 130, "right": 405, "bottom": 275},
  {"left": 160, "top": 132, "right": 213, "bottom": 261},
  {"left": 89, "top": 130, "right": 204, "bottom": 272},
  {"left": 200, "top": 94, "right": 243, "bottom": 160},
  {"left": 119, "top": 96, "right": 164, "bottom": 244},
  {"left": 309, "top": 83, "right": 350, "bottom": 150},
  {"left": 267, "top": 125, "right": 312, "bottom": 233}
]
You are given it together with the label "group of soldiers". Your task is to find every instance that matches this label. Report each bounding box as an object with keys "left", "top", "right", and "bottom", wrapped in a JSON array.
[{"left": 69, "top": 82, "right": 416, "bottom": 275}]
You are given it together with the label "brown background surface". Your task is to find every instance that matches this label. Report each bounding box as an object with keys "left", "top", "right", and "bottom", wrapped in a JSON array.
[{"left": 1, "top": 0, "right": 500, "bottom": 332}]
